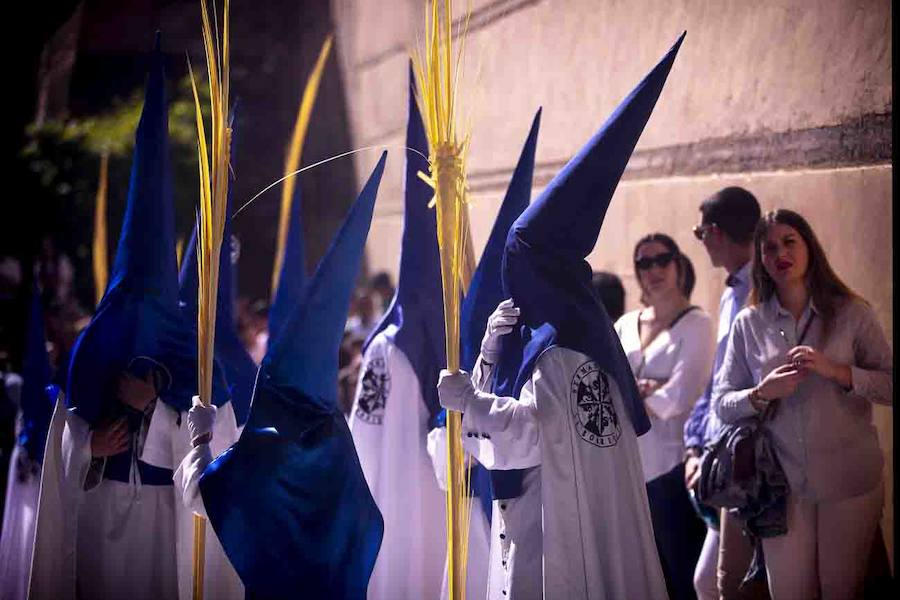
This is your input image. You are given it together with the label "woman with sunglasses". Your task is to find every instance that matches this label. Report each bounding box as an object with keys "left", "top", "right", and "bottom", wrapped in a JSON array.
[
  {"left": 712, "top": 209, "right": 891, "bottom": 599},
  {"left": 614, "top": 233, "right": 714, "bottom": 600}
]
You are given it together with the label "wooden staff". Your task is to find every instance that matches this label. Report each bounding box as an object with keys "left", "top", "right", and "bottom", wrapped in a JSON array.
[{"left": 271, "top": 35, "right": 333, "bottom": 295}]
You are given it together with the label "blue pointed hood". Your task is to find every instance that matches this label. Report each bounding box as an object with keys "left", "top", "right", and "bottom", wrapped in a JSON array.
[
  {"left": 461, "top": 108, "right": 541, "bottom": 371},
  {"left": 268, "top": 182, "right": 308, "bottom": 344},
  {"left": 455, "top": 107, "right": 540, "bottom": 519},
  {"left": 18, "top": 285, "right": 55, "bottom": 463},
  {"left": 495, "top": 33, "right": 686, "bottom": 446},
  {"left": 363, "top": 63, "right": 444, "bottom": 421},
  {"left": 108, "top": 33, "right": 178, "bottom": 304},
  {"left": 66, "top": 34, "right": 229, "bottom": 426},
  {"left": 179, "top": 111, "right": 256, "bottom": 425},
  {"left": 199, "top": 153, "right": 387, "bottom": 598}
]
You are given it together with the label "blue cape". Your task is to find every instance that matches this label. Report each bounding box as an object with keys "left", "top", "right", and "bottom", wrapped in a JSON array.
[
  {"left": 363, "top": 64, "right": 445, "bottom": 425},
  {"left": 199, "top": 153, "right": 388, "bottom": 599}
]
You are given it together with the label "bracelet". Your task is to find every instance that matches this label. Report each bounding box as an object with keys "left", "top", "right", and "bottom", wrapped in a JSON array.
[
  {"left": 191, "top": 432, "right": 212, "bottom": 448},
  {"left": 748, "top": 386, "right": 771, "bottom": 410}
]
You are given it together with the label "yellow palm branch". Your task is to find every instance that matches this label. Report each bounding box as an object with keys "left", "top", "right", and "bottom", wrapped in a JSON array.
[
  {"left": 412, "top": 1, "right": 475, "bottom": 597},
  {"left": 92, "top": 151, "right": 109, "bottom": 307},
  {"left": 271, "top": 36, "right": 333, "bottom": 296},
  {"left": 188, "top": 1, "right": 231, "bottom": 598}
]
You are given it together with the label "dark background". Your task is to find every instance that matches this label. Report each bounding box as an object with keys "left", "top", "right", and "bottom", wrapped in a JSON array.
[{"left": 1, "top": 0, "right": 359, "bottom": 368}]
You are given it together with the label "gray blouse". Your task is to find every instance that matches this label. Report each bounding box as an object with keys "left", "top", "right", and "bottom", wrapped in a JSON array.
[{"left": 712, "top": 296, "right": 892, "bottom": 502}]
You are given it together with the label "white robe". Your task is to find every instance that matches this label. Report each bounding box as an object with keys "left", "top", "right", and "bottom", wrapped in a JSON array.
[
  {"left": 141, "top": 400, "right": 244, "bottom": 600},
  {"left": 462, "top": 347, "right": 668, "bottom": 600},
  {"left": 426, "top": 426, "right": 492, "bottom": 600},
  {"left": 0, "top": 376, "right": 35, "bottom": 600},
  {"left": 0, "top": 440, "right": 40, "bottom": 600},
  {"left": 29, "top": 398, "right": 178, "bottom": 600},
  {"left": 348, "top": 327, "right": 447, "bottom": 599},
  {"left": 28, "top": 397, "right": 242, "bottom": 600}
]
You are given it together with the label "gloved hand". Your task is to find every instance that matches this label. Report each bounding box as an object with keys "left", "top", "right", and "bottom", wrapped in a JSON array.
[
  {"left": 481, "top": 298, "right": 520, "bottom": 364},
  {"left": 437, "top": 369, "right": 476, "bottom": 412},
  {"left": 188, "top": 395, "right": 217, "bottom": 448}
]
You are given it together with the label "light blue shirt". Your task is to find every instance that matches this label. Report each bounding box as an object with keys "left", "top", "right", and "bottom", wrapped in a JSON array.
[{"left": 712, "top": 295, "right": 892, "bottom": 500}]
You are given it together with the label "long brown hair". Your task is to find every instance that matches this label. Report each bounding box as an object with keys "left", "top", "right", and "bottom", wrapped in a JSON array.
[{"left": 749, "top": 209, "right": 861, "bottom": 338}]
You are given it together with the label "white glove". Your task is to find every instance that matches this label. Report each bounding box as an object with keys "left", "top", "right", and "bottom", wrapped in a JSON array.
[
  {"left": 481, "top": 299, "right": 520, "bottom": 364},
  {"left": 426, "top": 427, "right": 449, "bottom": 491},
  {"left": 437, "top": 369, "right": 476, "bottom": 412},
  {"left": 188, "top": 395, "right": 217, "bottom": 447}
]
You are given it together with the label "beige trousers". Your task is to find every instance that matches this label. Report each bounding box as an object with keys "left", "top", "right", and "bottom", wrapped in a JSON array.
[{"left": 761, "top": 484, "right": 884, "bottom": 600}]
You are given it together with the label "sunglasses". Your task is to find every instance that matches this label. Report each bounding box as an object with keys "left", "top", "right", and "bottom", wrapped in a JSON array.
[
  {"left": 635, "top": 251, "right": 677, "bottom": 271},
  {"left": 692, "top": 223, "right": 716, "bottom": 241}
]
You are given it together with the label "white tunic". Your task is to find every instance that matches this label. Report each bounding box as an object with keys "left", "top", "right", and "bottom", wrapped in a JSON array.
[
  {"left": 425, "top": 425, "right": 492, "bottom": 600},
  {"left": 28, "top": 397, "right": 242, "bottom": 600},
  {"left": 29, "top": 398, "right": 177, "bottom": 600},
  {"left": 462, "top": 347, "right": 669, "bottom": 600},
  {"left": 348, "top": 327, "right": 447, "bottom": 600},
  {"left": 141, "top": 400, "right": 244, "bottom": 600},
  {"left": 0, "top": 441, "right": 40, "bottom": 600},
  {"left": 614, "top": 308, "right": 714, "bottom": 482}
]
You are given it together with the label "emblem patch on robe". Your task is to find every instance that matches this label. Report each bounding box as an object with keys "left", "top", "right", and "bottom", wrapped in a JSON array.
[
  {"left": 355, "top": 356, "right": 390, "bottom": 425},
  {"left": 570, "top": 361, "right": 620, "bottom": 447}
]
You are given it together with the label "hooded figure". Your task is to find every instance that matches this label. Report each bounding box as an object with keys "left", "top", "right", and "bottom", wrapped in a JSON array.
[
  {"left": 425, "top": 107, "right": 541, "bottom": 600},
  {"left": 176, "top": 153, "right": 388, "bottom": 599},
  {"left": 141, "top": 111, "right": 247, "bottom": 600},
  {"left": 345, "top": 66, "right": 449, "bottom": 600},
  {"left": 29, "top": 34, "right": 230, "bottom": 600},
  {"left": 0, "top": 285, "right": 56, "bottom": 600},
  {"left": 437, "top": 33, "right": 685, "bottom": 600}
]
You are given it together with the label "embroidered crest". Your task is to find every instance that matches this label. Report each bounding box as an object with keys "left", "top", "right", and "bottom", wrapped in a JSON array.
[
  {"left": 570, "top": 360, "right": 620, "bottom": 447},
  {"left": 355, "top": 356, "right": 390, "bottom": 425}
]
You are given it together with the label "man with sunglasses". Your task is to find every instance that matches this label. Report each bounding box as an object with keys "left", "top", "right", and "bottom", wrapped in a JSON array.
[{"left": 683, "top": 186, "right": 763, "bottom": 600}]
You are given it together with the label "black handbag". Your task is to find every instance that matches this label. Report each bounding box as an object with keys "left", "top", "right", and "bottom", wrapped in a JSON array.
[{"left": 695, "top": 401, "right": 775, "bottom": 510}]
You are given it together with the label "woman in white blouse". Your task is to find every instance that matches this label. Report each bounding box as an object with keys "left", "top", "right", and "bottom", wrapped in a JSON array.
[{"left": 615, "top": 233, "right": 714, "bottom": 600}]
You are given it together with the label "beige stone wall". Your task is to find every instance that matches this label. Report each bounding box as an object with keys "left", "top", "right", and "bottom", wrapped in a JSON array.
[{"left": 332, "top": 0, "right": 893, "bottom": 565}]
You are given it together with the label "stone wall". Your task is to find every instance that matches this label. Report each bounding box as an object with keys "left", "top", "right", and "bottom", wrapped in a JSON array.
[{"left": 332, "top": 0, "right": 893, "bottom": 564}]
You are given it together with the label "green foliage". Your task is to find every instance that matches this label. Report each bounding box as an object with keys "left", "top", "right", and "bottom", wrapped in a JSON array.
[{"left": 19, "top": 74, "right": 214, "bottom": 309}]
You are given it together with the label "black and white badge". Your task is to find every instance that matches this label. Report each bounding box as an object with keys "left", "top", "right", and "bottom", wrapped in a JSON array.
[
  {"left": 570, "top": 360, "right": 620, "bottom": 448},
  {"left": 355, "top": 356, "right": 390, "bottom": 425}
]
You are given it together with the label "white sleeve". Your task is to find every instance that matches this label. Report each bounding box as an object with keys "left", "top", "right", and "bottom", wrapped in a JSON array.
[
  {"left": 461, "top": 375, "right": 541, "bottom": 470},
  {"left": 171, "top": 401, "right": 240, "bottom": 519},
  {"left": 471, "top": 355, "right": 495, "bottom": 392},
  {"left": 643, "top": 315, "right": 715, "bottom": 421},
  {"left": 174, "top": 443, "right": 212, "bottom": 518},
  {"left": 426, "top": 426, "right": 448, "bottom": 491}
]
